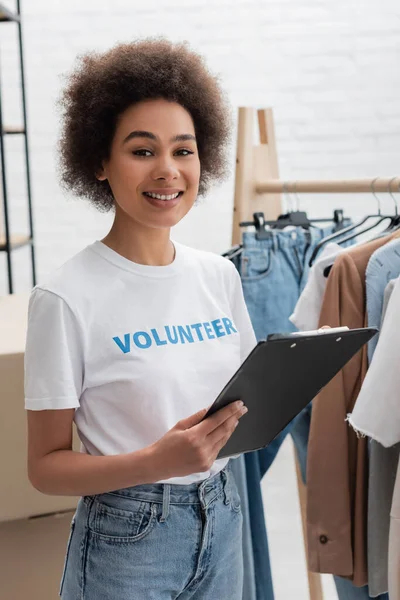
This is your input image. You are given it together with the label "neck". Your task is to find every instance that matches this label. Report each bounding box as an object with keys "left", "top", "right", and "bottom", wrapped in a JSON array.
[{"left": 101, "top": 217, "right": 175, "bottom": 267}]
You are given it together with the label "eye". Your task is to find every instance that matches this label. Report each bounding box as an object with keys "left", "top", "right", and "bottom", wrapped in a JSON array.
[
  {"left": 132, "top": 149, "right": 153, "bottom": 157},
  {"left": 175, "top": 149, "right": 195, "bottom": 156}
]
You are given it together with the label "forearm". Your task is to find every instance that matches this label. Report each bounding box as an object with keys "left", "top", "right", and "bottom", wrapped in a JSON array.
[{"left": 29, "top": 445, "right": 162, "bottom": 497}]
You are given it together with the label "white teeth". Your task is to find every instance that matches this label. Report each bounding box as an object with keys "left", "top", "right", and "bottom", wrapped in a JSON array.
[{"left": 145, "top": 192, "right": 180, "bottom": 200}]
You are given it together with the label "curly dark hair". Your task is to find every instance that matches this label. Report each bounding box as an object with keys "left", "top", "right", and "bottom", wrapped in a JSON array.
[{"left": 57, "top": 38, "right": 232, "bottom": 212}]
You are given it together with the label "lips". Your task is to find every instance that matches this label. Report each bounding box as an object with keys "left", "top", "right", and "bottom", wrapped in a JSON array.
[
  {"left": 143, "top": 191, "right": 182, "bottom": 201},
  {"left": 143, "top": 191, "right": 183, "bottom": 209}
]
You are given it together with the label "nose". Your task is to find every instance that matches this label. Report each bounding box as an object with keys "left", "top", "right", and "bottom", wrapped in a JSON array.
[{"left": 151, "top": 156, "right": 179, "bottom": 182}]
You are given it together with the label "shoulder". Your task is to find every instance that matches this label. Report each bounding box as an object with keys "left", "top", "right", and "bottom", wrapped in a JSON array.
[{"left": 32, "top": 243, "right": 100, "bottom": 312}]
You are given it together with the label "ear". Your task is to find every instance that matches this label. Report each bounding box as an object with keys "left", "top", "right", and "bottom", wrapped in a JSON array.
[{"left": 96, "top": 163, "right": 107, "bottom": 181}]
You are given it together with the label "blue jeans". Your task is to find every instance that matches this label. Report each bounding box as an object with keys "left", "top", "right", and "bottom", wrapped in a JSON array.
[
  {"left": 232, "top": 225, "right": 356, "bottom": 600},
  {"left": 231, "top": 226, "right": 334, "bottom": 600},
  {"left": 237, "top": 227, "right": 323, "bottom": 338},
  {"left": 235, "top": 225, "right": 354, "bottom": 485},
  {"left": 234, "top": 227, "right": 388, "bottom": 600},
  {"left": 233, "top": 226, "right": 336, "bottom": 482},
  {"left": 60, "top": 465, "right": 243, "bottom": 599},
  {"left": 333, "top": 576, "right": 389, "bottom": 600}
]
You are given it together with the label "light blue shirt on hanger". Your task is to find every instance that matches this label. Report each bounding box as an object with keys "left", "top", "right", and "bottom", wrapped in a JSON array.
[{"left": 365, "top": 237, "right": 400, "bottom": 597}]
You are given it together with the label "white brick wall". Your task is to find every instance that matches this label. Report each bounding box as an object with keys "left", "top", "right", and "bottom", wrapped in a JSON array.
[{"left": 1, "top": 0, "right": 400, "bottom": 293}]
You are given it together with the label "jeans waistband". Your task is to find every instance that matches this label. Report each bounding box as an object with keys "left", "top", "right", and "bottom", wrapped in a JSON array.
[
  {"left": 242, "top": 226, "right": 329, "bottom": 251},
  {"left": 84, "top": 466, "right": 232, "bottom": 522}
]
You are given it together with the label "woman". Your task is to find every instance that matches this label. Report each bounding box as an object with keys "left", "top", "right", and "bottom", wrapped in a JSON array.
[{"left": 25, "top": 38, "right": 255, "bottom": 599}]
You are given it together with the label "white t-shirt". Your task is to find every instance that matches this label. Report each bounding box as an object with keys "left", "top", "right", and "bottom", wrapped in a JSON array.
[
  {"left": 289, "top": 242, "right": 344, "bottom": 331},
  {"left": 348, "top": 277, "right": 400, "bottom": 447},
  {"left": 24, "top": 240, "right": 257, "bottom": 484}
]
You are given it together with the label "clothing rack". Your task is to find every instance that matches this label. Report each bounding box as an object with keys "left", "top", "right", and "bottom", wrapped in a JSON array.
[
  {"left": 232, "top": 106, "right": 324, "bottom": 600},
  {"left": 256, "top": 178, "right": 400, "bottom": 194},
  {"left": 231, "top": 106, "right": 400, "bottom": 600},
  {"left": 232, "top": 106, "right": 400, "bottom": 247}
]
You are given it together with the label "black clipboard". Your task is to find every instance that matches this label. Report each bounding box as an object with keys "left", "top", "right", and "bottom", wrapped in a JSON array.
[{"left": 203, "top": 327, "right": 378, "bottom": 459}]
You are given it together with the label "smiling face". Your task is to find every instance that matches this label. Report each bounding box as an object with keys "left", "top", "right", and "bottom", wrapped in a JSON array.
[{"left": 97, "top": 98, "right": 201, "bottom": 231}]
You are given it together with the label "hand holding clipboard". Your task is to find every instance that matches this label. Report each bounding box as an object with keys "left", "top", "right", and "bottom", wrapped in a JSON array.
[{"left": 202, "top": 326, "right": 377, "bottom": 459}]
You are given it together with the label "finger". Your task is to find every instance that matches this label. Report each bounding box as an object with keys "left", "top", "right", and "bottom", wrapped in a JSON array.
[
  {"left": 179, "top": 407, "right": 208, "bottom": 430},
  {"left": 210, "top": 420, "right": 240, "bottom": 457},
  {"left": 194, "top": 401, "right": 245, "bottom": 436},
  {"left": 206, "top": 409, "right": 245, "bottom": 447}
]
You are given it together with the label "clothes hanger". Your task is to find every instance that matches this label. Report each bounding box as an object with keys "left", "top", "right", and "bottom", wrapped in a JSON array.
[
  {"left": 322, "top": 177, "right": 400, "bottom": 277},
  {"left": 223, "top": 183, "right": 348, "bottom": 260},
  {"left": 222, "top": 212, "right": 270, "bottom": 261},
  {"left": 333, "top": 179, "right": 398, "bottom": 246},
  {"left": 270, "top": 182, "right": 313, "bottom": 229},
  {"left": 237, "top": 207, "right": 343, "bottom": 241},
  {"left": 309, "top": 177, "right": 390, "bottom": 266},
  {"left": 362, "top": 176, "right": 400, "bottom": 237},
  {"left": 222, "top": 212, "right": 268, "bottom": 262},
  {"left": 224, "top": 211, "right": 346, "bottom": 261},
  {"left": 289, "top": 182, "right": 347, "bottom": 232},
  {"left": 381, "top": 176, "right": 400, "bottom": 232},
  {"left": 258, "top": 182, "right": 347, "bottom": 231}
]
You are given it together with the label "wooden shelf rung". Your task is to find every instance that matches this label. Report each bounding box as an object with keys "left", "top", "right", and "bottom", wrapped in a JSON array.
[
  {"left": 0, "top": 234, "right": 31, "bottom": 251},
  {"left": 3, "top": 126, "right": 25, "bottom": 135},
  {"left": 0, "top": 4, "right": 19, "bottom": 22}
]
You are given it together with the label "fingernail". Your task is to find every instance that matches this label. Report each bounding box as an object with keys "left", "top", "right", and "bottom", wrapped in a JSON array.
[
  {"left": 241, "top": 407, "right": 248, "bottom": 414},
  {"left": 237, "top": 401, "right": 244, "bottom": 408}
]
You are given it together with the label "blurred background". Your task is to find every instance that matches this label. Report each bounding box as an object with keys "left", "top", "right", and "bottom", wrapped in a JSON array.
[
  {"left": 0, "top": 1, "right": 399, "bottom": 598},
  {"left": 1, "top": 0, "right": 400, "bottom": 293}
]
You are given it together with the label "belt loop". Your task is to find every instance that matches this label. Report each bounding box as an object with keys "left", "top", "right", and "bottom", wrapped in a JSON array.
[
  {"left": 221, "top": 468, "right": 230, "bottom": 505},
  {"left": 269, "top": 231, "right": 274, "bottom": 252},
  {"left": 273, "top": 231, "right": 279, "bottom": 253},
  {"left": 159, "top": 484, "right": 170, "bottom": 523},
  {"left": 85, "top": 495, "right": 95, "bottom": 529}
]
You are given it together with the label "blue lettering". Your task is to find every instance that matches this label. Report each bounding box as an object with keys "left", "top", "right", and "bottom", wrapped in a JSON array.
[
  {"left": 165, "top": 325, "right": 178, "bottom": 344},
  {"left": 151, "top": 328, "right": 167, "bottom": 346},
  {"left": 211, "top": 319, "right": 226, "bottom": 338},
  {"left": 190, "top": 323, "right": 204, "bottom": 341},
  {"left": 133, "top": 331, "right": 152, "bottom": 349},
  {"left": 178, "top": 325, "right": 195, "bottom": 344},
  {"left": 113, "top": 334, "right": 131, "bottom": 354},
  {"left": 203, "top": 322, "right": 215, "bottom": 339},
  {"left": 222, "top": 318, "right": 237, "bottom": 335},
  {"left": 114, "top": 316, "right": 236, "bottom": 352}
]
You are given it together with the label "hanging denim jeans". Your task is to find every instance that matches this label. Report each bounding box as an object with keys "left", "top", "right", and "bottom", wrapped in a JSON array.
[
  {"left": 231, "top": 226, "right": 334, "bottom": 600},
  {"left": 333, "top": 576, "right": 389, "bottom": 600},
  {"left": 232, "top": 226, "right": 337, "bottom": 475},
  {"left": 231, "top": 225, "right": 387, "bottom": 600},
  {"left": 230, "top": 223, "right": 360, "bottom": 600}
]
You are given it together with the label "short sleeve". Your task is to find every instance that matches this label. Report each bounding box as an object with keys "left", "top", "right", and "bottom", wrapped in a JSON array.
[
  {"left": 228, "top": 262, "right": 257, "bottom": 363},
  {"left": 24, "top": 288, "right": 84, "bottom": 410}
]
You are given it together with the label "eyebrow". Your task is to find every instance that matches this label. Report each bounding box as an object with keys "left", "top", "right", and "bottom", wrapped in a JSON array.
[{"left": 122, "top": 130, "right": 196, "bottom": 144}]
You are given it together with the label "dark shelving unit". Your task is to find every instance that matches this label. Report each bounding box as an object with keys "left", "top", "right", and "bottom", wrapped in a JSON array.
[{"left": 0, "top": 0, "right": 36, "bottom": 294}]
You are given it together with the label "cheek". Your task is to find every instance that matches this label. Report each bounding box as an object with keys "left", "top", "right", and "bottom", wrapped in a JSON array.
[
  {"left": 188, "top": 159, "right": 201, "bottom": 187},
  {"left": 109, "top": 154, "right": 142, "bottom": 179}
]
